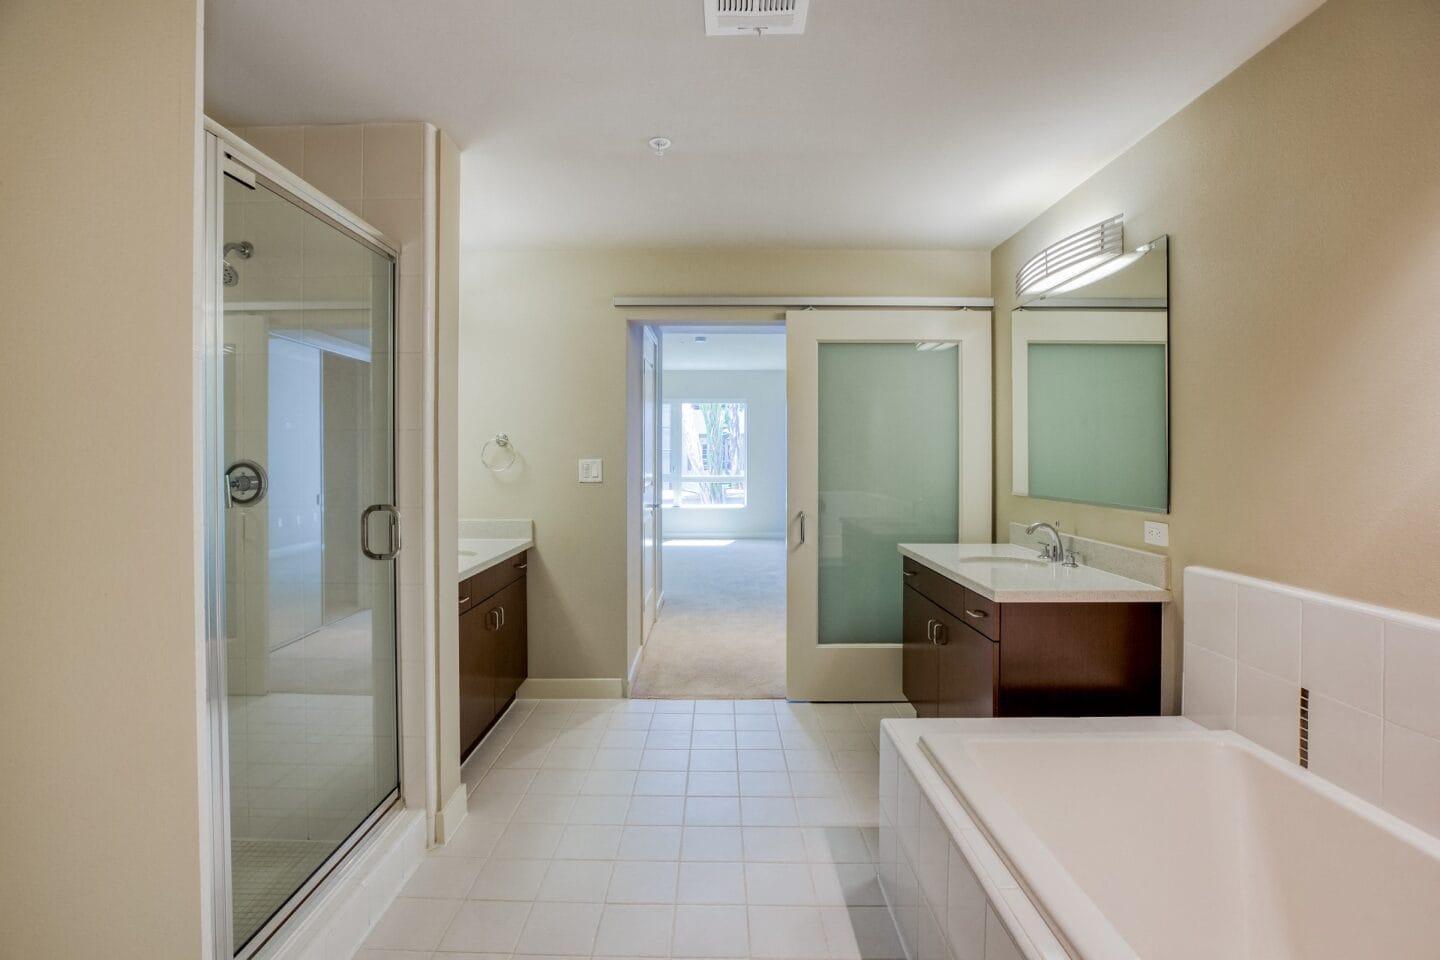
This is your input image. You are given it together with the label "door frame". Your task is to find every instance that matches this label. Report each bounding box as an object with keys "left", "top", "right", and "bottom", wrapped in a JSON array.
[
  {"left": 784, "top": 309, "right": 993, "bottom": 702},
  {"left": 640, "top": 326, "right": 662, "bottom": 646}
]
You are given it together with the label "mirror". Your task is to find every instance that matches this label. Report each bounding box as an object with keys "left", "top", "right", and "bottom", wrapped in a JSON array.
[{"left": 1011, "top": 235, "right": 1169, "bottom": 512}]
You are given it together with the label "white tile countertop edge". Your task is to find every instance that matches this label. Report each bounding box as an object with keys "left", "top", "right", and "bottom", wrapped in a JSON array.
[
  {"left": 459, "top": 536, "right": 533, "bottom": 581},
  {"left": 899, "top": 542, "right": 1173, "bottom": 603}
]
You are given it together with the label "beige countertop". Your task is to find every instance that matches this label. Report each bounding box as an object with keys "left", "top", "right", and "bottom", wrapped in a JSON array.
[{"left": 898, "top": 542, "right": 1172, "bottom": 603}]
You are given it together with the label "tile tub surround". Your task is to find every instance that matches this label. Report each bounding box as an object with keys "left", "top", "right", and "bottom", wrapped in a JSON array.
[
  {"left": 877, "top": 717, "right": 1203, "bottom": 960},
  {"left": 355, "top": 697, "right": 915, "bottom": 959},
  {"left": 898, "top": 543, "right": 1172, "bottom": 604},
  {"left": 1182, "top": 566, "right": 1440, "bottom": 838}
]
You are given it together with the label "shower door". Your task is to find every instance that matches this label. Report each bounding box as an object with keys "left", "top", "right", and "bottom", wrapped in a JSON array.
[{"left": 214, "top": 140, "right": 400, "bottom": 957}]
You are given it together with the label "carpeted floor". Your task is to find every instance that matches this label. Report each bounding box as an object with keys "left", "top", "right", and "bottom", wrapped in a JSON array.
[{"left": 629, "top": 538, "right": 786, "bottom": 699}]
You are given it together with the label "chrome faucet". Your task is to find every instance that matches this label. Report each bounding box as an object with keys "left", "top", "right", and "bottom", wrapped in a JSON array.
[{"left": 1026, "top": 521, "right": 1067, "bottom": 564}]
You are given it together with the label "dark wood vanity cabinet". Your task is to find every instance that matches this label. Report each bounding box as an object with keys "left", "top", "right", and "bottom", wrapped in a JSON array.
[
  {"left": 902, "top": 556, "right": 1160, "bottom": 718},
  {"left": 459, "top": 552, "right": 529, "bottom": 760}
]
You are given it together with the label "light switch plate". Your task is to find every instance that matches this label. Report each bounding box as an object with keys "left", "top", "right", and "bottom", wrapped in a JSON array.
[
  {"left": 578, "top": 458, "right": 603, "bottom": 483},
  {"left": 1143, "top": 520, "right": 1169, "bottom": 547}
]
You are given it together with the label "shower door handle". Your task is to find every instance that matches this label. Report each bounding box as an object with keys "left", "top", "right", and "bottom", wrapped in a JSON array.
[{"left": 361, "top": 504, "right": 402, "bottom": 560}]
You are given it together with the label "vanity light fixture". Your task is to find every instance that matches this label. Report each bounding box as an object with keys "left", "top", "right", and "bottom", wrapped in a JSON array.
[{"left": 1016, "top": 215, "right": 1125, "bottom": 297}]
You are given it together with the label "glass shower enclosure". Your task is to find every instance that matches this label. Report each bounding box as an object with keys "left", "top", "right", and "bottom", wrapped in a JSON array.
[{"left": 202, "top": 127, "right": 402, "bottom": 958}]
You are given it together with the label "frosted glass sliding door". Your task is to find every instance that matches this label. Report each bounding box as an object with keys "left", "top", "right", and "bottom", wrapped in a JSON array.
[
  {"left": 787, "top": 310, "right": 992, "bottom": 702},
  {"left": 817, "top": 344, "right": 959, "bottom": 645}
]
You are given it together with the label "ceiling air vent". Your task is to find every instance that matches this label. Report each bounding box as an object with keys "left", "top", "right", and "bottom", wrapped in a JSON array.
[{"left": 705, "top": 0, "right": 810, "bottom": 36}]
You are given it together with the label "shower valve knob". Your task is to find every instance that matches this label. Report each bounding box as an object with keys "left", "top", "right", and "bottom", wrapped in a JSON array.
[{"left": 225, "top": 460, "right": 267, "bottom": 507}]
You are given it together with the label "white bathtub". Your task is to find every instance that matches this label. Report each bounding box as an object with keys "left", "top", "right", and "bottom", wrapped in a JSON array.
[{"left": 919, "top": 729, "right": 1440, "bottom": 960}]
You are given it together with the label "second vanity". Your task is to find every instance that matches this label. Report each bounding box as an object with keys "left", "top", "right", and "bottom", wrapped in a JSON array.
[
  {"left": 458, "top": 521, "right": 534, "bottom": 760},
  {"left": 897, "top": 542, "right": 1170, "bottom": 718}
]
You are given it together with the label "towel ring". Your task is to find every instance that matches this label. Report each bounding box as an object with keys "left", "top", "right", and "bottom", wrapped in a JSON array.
[{"left": 481, "top": 433, "right": 518, "bottom": 473}]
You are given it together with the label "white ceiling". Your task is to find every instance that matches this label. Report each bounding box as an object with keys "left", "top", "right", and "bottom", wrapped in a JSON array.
[
  {"left": 663, "top": 331, "right": 787, "bottom": 372},
  {"left": 205, "top": 0, "right": 1322, "bottom": 250}
]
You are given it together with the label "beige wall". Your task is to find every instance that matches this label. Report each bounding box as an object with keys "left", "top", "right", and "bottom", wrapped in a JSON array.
[
  {"left": 459, "top": 250, "right": 990, "bottom": 683},
  {"left": 993, "top": 0, "right": 1440, "bottom": 705},
  {"left": 0, "top": 1, "right": 207, "bottom": 957}
]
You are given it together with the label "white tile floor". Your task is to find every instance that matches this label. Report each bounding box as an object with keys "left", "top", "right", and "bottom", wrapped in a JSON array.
[{"left": 355, "top": 698, "right": 916, "bottom": 960}]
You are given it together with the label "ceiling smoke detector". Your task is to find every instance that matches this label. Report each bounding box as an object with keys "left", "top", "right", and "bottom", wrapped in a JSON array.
[{"left": 704, "top": 0, "right": 810, "bottom": 36}]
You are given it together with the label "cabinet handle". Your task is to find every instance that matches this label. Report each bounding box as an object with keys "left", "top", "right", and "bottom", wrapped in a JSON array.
[
  {"left": 489, "top": 609, "right": 501, "bottom": 631},
  {"left": 458, "top": 596, "right": 471, "bottom": 606},
  {"left": 964, "top": 608, "right": 989, "bottom": 620},
  {"left": 926, "top": 619, "right": 937, "bottom": 643},
  {"left": 902, "top": 569, "right": 917, "bottom": 578},
  {"left": 514, "top": 560, "right": 528, "bottom": 570},
  {"left": 498, "top": 606, "right": 506, "bottom": 628},
  {"left": 934, "top": 623, "right": 948, "bottom": 646}
]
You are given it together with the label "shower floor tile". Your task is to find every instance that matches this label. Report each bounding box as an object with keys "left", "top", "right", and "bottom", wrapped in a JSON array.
[{"left": 231, "top": 836, "right": 332, "bottom": 947}]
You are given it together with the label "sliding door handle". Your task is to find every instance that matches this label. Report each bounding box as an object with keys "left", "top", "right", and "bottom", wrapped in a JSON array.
[
  {"left": 796, "top": 511, "right": 807, "bottom": 547},
  {"left": 361, "top": 504, "right": 401, "bottom": 560}
]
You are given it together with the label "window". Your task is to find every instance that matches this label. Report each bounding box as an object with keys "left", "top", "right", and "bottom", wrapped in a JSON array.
[{"left": 662, "top": 401, "right": 747, "bottom": 508}]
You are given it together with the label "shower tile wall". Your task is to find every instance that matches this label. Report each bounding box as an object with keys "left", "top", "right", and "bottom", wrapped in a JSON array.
[{"left": 228, "top": 122, "right": 437, "bottom": 838}]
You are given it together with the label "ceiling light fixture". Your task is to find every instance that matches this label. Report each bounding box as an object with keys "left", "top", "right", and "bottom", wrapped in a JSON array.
[
  {"left": 1016, "top": 215, "right": 1125, "bottom": 298},
  {"left": 648, "top": 137, "right": 673, "bottom": 157}
]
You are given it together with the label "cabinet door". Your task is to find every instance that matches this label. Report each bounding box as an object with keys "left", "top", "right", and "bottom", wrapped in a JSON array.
[
  {"left": 934, "top": 615, "right": 998, "bottom": 718},
  {"left": 493, "top": 576, "right": 527, "bottom": 709},
  {"left": 459, "top": 603, "right": 497, "bottom": 759},
  {"left": 902, "top": 585, "right": 939, "bottom": 717}
]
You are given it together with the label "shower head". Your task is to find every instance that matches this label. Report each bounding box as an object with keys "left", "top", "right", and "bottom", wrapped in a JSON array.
[{"left": 221, "top": 240, "right": 253, "bottom": 287}]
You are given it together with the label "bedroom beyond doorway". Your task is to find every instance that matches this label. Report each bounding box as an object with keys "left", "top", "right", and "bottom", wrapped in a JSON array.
[{"left": 631, "top": 328, "right": 787, "bottom": 699}]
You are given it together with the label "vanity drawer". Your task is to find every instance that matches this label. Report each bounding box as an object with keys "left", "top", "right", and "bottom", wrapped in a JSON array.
[
  {"left": 958, "top": 588, "right": 999, "bottom": 641},
  {"left": 461, "top": 550, "right": 529, "bottom": 610},
  {"left": 901, "top": 555, "right": 967, "bottom": 620}
]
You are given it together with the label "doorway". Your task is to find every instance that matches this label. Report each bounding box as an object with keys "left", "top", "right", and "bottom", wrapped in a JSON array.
[{"left": 631, "top": 325, "right": 788, "bottom": 698}]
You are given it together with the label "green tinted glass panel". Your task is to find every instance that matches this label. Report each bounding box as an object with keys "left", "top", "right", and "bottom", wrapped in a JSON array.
[
  {"left": 818, "top": 343, "right": 959, "bottom": 645},
  {"left": 1027, "top": 342, "right": 1167, "bottom": 511}
]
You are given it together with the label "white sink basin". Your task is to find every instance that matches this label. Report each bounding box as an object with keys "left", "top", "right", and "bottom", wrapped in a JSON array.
[{"left": 953, "top": 555, "right": 1048, "bottom": 567}]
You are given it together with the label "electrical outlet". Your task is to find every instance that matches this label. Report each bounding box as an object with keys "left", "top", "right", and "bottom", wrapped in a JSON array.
[
  {"left": 578, "top": 458, "right": 603, "bottom": 483},
  {"left": 1143, "top": 520, "right": 1169, "bottom": 547}
]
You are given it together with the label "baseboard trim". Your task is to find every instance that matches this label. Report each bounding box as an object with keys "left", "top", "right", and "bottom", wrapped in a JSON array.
[
  {"left": 517, "top": 677, "right": 625, "bottom": 699},
  {"left": 436, "top": 782, "right": 469, "bottom": 844}
]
